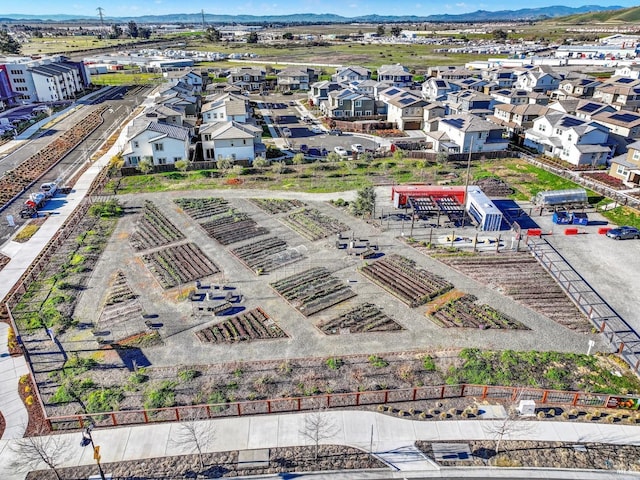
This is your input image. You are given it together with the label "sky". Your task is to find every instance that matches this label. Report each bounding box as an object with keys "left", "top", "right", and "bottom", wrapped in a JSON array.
[{"left": 6, "top": 0, "right": 638, "bottom": 17}]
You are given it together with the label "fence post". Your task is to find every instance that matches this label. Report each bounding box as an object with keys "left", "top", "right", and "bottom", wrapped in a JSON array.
[
  {"left": 541, "top": 390, "right": 548, "bottom": 404},
  {"left": 412, "top": 387, "right": 417, "bottom": 401},
  {"left": 237, "top": 403, "right": 241, "bottom": 416},
  {"left": 143, "top": 410, "right": 149, "bottom": 423},
  {"left": 175, "top": 408, "right": 180, "bottom": 421},
  {"left": 572, "top": 393, "right": 579, "bottom": 407},
  {"left": 355, "top": 392, "right": 360, "bottom": 406},
  {"left": 481, "top": 385, "right": 487, "bottom": 400},
  {"left": 111, "top": 413, "right": 117, "bottom": 426},
  {"left": 267, "top": 400, "right": 271, "bottom": 414}
]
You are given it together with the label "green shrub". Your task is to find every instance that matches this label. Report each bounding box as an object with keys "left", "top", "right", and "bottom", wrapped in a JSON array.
[
  {"left": 368, "top": 355, "right": 389, "bottom": 368},
  {"left": 422, "top": 355, "right": 436, "bottom": 372},
  {"left": 86, "top": 388, "right": 123, "bottom": 413},
  {"left": 144, "top": 381, "right": 176, "bottom": 410},
  {"left": 326, "top": 357, "right": 343, "bottom": 370},
  {"left": 177, "top": 368, "right": 199, "bottom": 381}
]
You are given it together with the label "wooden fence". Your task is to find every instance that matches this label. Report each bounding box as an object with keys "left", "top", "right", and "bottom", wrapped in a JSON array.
[{"left": 43, "top": 383, "right": 615, "bottom": 432}]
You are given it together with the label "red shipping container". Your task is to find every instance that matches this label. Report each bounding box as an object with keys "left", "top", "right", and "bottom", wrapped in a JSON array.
[{"left": 565, "top": 228, "right": 578, "bottom": 235}]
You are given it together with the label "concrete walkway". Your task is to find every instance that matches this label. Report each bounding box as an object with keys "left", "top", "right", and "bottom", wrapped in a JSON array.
[
  {"left": 1, "top": 411, "right": 640, "bottom": 479},
  {"left": 0, "top": 323, "right": 29, "bottom": 440}
]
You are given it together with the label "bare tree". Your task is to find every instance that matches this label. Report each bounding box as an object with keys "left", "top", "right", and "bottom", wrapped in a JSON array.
[
  {"left": 10, "top": 427, "right": 72, "bottom": 480},
  {"left": 170, "top": 410, "right": 215, "bottom": 470},
  {"left": 299, "top": 408, "right": 338, "bottom": 462}
]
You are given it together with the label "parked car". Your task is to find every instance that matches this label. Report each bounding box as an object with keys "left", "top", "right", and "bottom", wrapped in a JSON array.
[
  {"left": 328, "top": 129, "right": 342, "bottom": 136},
  {"left": 334, "top": 146, "right": 349, "bottom": 156},
  {"left": 308, "top": 148, "right": 323, "bottom": 156},
  {"left": 309, "top": 126, "right": 324, "bottom": 134},
  {"left": 351, "top": 144, "right": 364, "bottom": 154},
  {"left": 282, "top": 127, "right": 292, "bottom": 137},
  {"left": 606, "top": 226, "right": 640, "bottom": 240},
  {"left": 300, "top": 144, "right": 309, "bottom": 153}
]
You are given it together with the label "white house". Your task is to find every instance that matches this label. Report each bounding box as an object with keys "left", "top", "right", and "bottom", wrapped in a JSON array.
[
  {"left": 200, "top": 121, "right": 262, "bottom": 163},
  {"left": 201, "top": 93, "right": 249, "bottom": 124},
  {"left": 123, "top": 121, "right": 191, "bottom": 167},
  {"left": 379, "top": 87, "right": 426, "bottom": 130},
  {"left": 377, "top": 64, "right": 413, "bottom": 87},
  {"left": 524, "top": 112, "right": 610, "bottom": 166},
  {"left": 430, "top": 114, "right": 509, "bottom": 153},
  {"left": 332, "top": 66, "right": 371, "bottom": 84}
]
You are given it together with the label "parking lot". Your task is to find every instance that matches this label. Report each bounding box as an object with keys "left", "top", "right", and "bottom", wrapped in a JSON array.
[{"left": 256, "top": 93, "right": 385, "bottom": 157}]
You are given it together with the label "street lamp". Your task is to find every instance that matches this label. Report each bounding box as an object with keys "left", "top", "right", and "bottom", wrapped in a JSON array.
[{"left": 80, "top": 422, "right": 106, "bottom": 480}]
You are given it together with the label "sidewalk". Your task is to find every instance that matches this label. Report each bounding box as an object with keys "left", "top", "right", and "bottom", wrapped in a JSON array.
[
  {"left": 0, "top": 323, "right": 28, "bottom": 440},
  {"left": 2, "top": 411, "right": 640, "bottom": 479}
]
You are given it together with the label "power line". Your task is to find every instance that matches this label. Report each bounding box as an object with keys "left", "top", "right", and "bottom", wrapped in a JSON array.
[{"left": 97, "top": 7, "right": 105, "bottom": 28}]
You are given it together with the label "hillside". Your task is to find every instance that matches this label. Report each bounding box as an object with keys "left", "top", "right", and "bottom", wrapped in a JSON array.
[{"left": 553, "top": 5, "right": 640, "bottom": 23}]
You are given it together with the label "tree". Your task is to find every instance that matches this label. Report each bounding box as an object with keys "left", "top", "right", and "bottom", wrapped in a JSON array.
[
  {"left": 392, "top": 148, "right": 405, "bottom": 161},
  {"left": 139, "top": 27, "right": 152, "bottom": 39},
  {"left": 481, "top": 393, "right": 534, "bottom": 463},
  {"left": 390, "top": 26, "right": 402, "bottom": 37},
  {"left": 376, "top": 25, "right": 386, "bottom": 36},
  {"left": 492, "top": 29, "right": 508, "bottom": 41},
  {"left": 109, "top": 24, "right": 123, "bottom": 39},
  {"left": 205, "top": 26, "right": 221, "bottom": 42},
  {"left": 326, "top": 152, "right": 341, "bottom": 163},
  {"left": 10, "top": 426, "right": 72, "bottom": 480},
  {"left": 253, "top": 156, "right": 269, "bottom": 167},
  {"left": 174, "top": 159, "right": 191, "bottom": 173},
  {"left": 271, "top": 161, "right": 287, "bottom": 175},
  {"left": 128, "top": 21, "right": 139, "bottom": 39},
  {"left": 434, "top": 151, "right": 449, "bottom": 183},
  {"left": 282, "top": 32, "right": 294, "bottom": 40},
  {"left": 0, "top": 30, "right": 21, "bottom": 54},
  {"left": 350, "top": 185, "right": 376, "bottom": 217},
  {"left": 247, "top": 32, "right": 259, "bottom": 44},
  {"left": 299, "top": 408, "right": 338, "bottom": 462},
  {"left": 138, "top": 158, "right": 153, "bottom": 174},
  {"left": 170, "top": 411, "right": 215, "bottom": 470}
]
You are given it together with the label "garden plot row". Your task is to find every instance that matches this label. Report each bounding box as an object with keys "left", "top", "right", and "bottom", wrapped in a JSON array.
[
  {"left": 201, "top": 212, "right": 269, "bottom": 245},
  {"left": 429, "top": 294, "right": 528, "bottom": 330},
  {"left": 0, "top": 107, "right": 107, "bottom": 208},
  {"left": 142, "top": 243, "right": 220, "bottom": 289},
  {"left": 174, "top": 197, "right": 231, "bottom": 220},
  {"left": 249, "top": 198, "right": 306, "bottom": 215},
  {"left": 281, "top": 208, "right": 348, "bottom": 241},
  {"left": 129, "top": 201, "right": 185, "bottom": 251},
  {"left": 195, "top": 308, "right": 287, "bottom": 343},
  {"left": 271, "top": 267, "right": 356, "bottom": 316},
  {"left": 230, "top": 236, "right": 303, "bottom": 274},
  {"left": 103, "top": 271, "right": 137, "bottom": 306},
  {"left": 317, "top": 303, "right": 403, "bottom": 335},
  {"left": 361, "top": 254, "right": 453, "bottom": 308},
  {"left": 439, "top": 254, "right": 590, "bottom": 332}
]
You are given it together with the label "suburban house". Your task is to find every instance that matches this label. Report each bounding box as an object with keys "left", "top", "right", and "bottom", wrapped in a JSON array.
[
  {"left": 573, "top": 100, "right": 617, "bottom": 121},
  {"left": 422, "top": 78, "right": 460, "bottom": 102},
  {"left": 322, "top": 89, "right": 375, "bottom": 118},
  {"left": 201, "top": 93, "right": 249, "bottom": 124},
  {"left": 308, "top": 80, "right": 341, "bottom": 106},
  {"left": 141, "top": 104, "right": 193, "bottom": 135},
  {"left": 423, "top": 102, "right": 447, "bottom": 132},
  {"left": 163, "top": 69, "right": 205, "bottom": 93},
  {"left": 377, "top": 64, "right": 413, "bottom": 87},
  {"left": 199, "top": 121, "right": 263, "bottom": 163},
  {"left": 488, "top": 103, "right": 549, "bottom": 136},
  {"left": 482, "top": 69, "right": 516, "bottom": 89},
  {"left": 379, "top": 87, "right": 426, "bottom": 130},
  {"left": 592, "top": 77, "right": 640, "bottom": 111},
  {"left": 157, "top": 88, "right": 201, "bottom": 117},
  {"left": 513, "top": 67, "right": 562, "bottom": 94},
  {"left": 445, "top": 90, "right": 495, "bottom": 118},
  {"left": 277, "top": 67, "right": 316, "bottom": 92},
  {"left": 591, "top": 110, "right": 640, "bottom": 139},
  {"left": 426, "top": 114, "right": 508, "bottom": 153},
  {"left": 227, "top": 66, "right": 266, "bottom": 92},
  {"left": 491, "top": 88, "right": 545, "bottom": 106},
  {"left": 332, "top": 66, "right": 371, "bottom": 83},
  {"left": 551, "top": 77, "right": 601, "bottom": 100},
  {"left": 122, "top": 121, "right": 191, "bottom": 167},
  {"left": 524, "top": 112, "right": 610, "bottom": 166},
  {"left": 451, "top": 77, "right": 488, "bottom": 93},
  {"left": 614, "top": 64, "right": 640, "bottom": 80},
  {"left": 609, "top": 140, "right": 640, "bottom": 186}
]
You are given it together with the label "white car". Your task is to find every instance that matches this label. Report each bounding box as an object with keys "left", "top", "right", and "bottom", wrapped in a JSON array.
[
  {"left": 282, "top": 127, "right": 292, "bottom": 137},
  {"left": 334, "top": 146, "right": 349, "bottom": 156},
  {"left": 351, "top": 144, "right": 364, "bottom": 153},
  {"left": 309, "top": 126, "right": 324, "bottom": 134}
]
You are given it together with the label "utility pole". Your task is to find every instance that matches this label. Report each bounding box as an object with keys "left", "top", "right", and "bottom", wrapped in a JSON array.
[
  {"left": 462, "top": 136, "right": 473, "bottom": 228},
  {"left": 97, "top": 7, "right": 105, "bottom": 29},
  {"left": 201, "top": 10, "right": 206, "bottom": 31}
]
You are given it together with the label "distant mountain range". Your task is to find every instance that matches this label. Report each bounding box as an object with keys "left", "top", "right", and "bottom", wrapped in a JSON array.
[{"left": 0, "top": 5, "right": 625, "bottom": 24}]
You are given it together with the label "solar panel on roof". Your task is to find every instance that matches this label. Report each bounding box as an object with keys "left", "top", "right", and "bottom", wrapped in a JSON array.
[
  {"left": 442, "top": 118, "right": 465, "bottom": 129},
  {"left": 580, "top": 102, "right": 601, "bottom": 113},
  {"left": 610, "top": 112, "right": 639, "bottom": 123},
  {"left": 399, "top": 97, "right": 414, "bottom": 105},
  {"left": 617, "top": 78, "right": 634, "bottom": 84},
  {"left": 559, "top": 117, "right": 584, "bottom": 128},
  {"left": 386, "top": 88, "right": 400, "bottom": 95},
  {"left": 436, "top": 80, "right": 447, "bottom": 87}
]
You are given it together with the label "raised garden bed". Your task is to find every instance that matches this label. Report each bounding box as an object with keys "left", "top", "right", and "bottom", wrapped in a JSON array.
[
  {"left": 195, "top": 308, "right": 287, "bottom": 343},
  {"left": 360, "top": 254, "right": 453, "bottom": 307},
  {"left": 317, "top": 303, "right": 403, "bottom": 335},
  {"left": 142, "top": 243, "right": 220, "bottom": 289},
  {"left": 429, "top": 294, "right": 528, "bottom": 330},
  {"left": 230, "top": 236, "right": 303, "bottom": 274},
  {"left": 130, "top": 200, "right": 185, "bottom": 251},
  {"left": 98, "top": 271, "right": 143, "bottom": 339},
  {"left": 582, "top": 172, "right": 626, "bottom": 190},
  {"left": 249, "top": 198, "right": 306, "bottom": 214},
  {"left": 475, "top": 177, "right": 515, "bottom": 197},
  {"left": 200, "top": 211, "right": 269, "bottom": 246},
  {"left": 271, "top": 267, "right": 356, "bottom": 316},
  {"left": 435, "top": 253, "right": 591, "bottom": 332},
  {"left": 174, "top": 197, "right": 231, "bottom": 220},
  {"left": 281, "top": 208, "right": 348, "bottom": 241}
]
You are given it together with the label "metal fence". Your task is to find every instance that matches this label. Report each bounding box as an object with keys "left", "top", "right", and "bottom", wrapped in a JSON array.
[{"left": 43, "top": 383, "right": 614, "bottom": 432}]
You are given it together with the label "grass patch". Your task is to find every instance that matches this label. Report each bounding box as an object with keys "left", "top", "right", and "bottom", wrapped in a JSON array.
[
  {"left": 446, "top": 348, "right": 640, "bottom": 394},
  {"left": 13, "top": 224, "right": 40, "bottom": 243},
  {"left": 85, "top": 388, "right": 124, "bottom": 413},
  {"left": 599, "top": 205, "right": 640, "bottom": 229}
]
